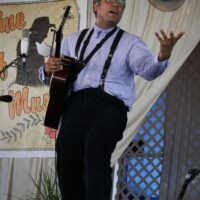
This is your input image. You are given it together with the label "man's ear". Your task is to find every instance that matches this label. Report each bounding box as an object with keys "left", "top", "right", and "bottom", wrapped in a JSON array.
[{"left": 93, "top": 2, "right": 99, "bottom": 13}]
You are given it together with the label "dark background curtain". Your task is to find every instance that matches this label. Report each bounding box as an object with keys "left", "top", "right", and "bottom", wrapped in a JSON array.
[{"left": 160, "top": 43, "right": 200, "bottom": 200}]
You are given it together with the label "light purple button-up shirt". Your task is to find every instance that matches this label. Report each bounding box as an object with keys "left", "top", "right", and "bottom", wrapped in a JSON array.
[{"left": 39, "top": 25, "right": 168, "bottom": 109}]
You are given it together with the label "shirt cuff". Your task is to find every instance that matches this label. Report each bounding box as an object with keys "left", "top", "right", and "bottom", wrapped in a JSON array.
[
  {"left": 155, "top": 54, "right": 169, "bottom": 69},
  {"left": 38, "top": 66, "right": 51, "bottom": 85}
]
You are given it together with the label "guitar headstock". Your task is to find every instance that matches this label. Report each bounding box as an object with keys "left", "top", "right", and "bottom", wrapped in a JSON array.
[
  {"left": 63, "top": 6, "right": 71, "bottom": 18},
  {"left": 55, "top": 5, "right": 71, "bottom": 57}
]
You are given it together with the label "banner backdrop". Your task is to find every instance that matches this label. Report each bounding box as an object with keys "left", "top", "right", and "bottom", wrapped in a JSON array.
[{"left": 0, "top": 0, "right": 79, "bottom": 155}]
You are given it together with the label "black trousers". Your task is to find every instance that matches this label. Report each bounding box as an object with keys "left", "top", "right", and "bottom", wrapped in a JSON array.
[{"left": 55, "top": 88, "right": 128, "bottom": 200}]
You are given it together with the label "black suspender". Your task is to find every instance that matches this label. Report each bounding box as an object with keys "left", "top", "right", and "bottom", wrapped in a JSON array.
[
  {"left": 79, "top": 27, "right": 117, "bottom": 66},
  {"left": 78, "top": 28, "right": 94, "bottom": 62},
  {"left": 100, "top": 29, "right": 124, "bottom": 89},
  {"left": 74, "top": 27, "right": 124, "bottom": 90},
  {"left": 75, "top": 28, "right": 89, "bottom": 58}
]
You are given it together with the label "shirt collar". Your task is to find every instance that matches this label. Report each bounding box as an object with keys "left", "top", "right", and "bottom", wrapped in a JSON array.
[{"left": 94, "top": 24, "right": 117, "bottom": 38}]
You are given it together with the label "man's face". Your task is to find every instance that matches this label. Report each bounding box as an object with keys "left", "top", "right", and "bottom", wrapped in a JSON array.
[{"left": 93, "top": 0, "right": 125, "bottom": 28}]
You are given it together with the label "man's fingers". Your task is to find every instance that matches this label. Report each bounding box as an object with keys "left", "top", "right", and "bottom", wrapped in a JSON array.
[
  {"left": 155, "top": 32, "right": 163, "bottom": 42},
  {"left": 48, "top": 57, "right": 61, "bottom": 65},
  {"left": 51, "top": 66, "right": 63, "bottom": 73},
  {"left": 160, "top": 29, "right": 168, "bottom": 40},
  {"left": 156, "top": 30, "right": 185, "bottom": 44},
  {"left": 175, "top": 32, "right": 185, "bottom": 41},
  {"left": 45, "top": 57, "right": 63, "bottom": 73},
  {"left": 47, "top": 63, "right": 62, "bottom": 71},
  {"left": 170, "top": 31, "right": 174, "bottom": 42}
]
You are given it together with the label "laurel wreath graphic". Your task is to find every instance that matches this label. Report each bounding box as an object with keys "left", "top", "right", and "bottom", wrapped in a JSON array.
[{"left": 0, "top": 114, "right": 44, "bottom": 143}]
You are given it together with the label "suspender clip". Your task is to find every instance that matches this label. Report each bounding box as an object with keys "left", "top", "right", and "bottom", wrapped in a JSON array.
[
  {"left": 108, "top": 53, "right": 113, "bottom": 58},
  {"left": 100, "top": 78, "right": 105, "bottom": 87}
]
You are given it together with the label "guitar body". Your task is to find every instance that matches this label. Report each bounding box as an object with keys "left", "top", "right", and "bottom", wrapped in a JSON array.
[
  {"left": 44, "top": 56, "right": 76, "bottom": 129},
  {"left": 43, "top": 6, "right": 74, "bottom": 129}
]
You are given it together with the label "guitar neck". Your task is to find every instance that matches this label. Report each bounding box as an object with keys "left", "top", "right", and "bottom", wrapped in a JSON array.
[{"left": 55, "top": 6, "right": 71, "bottom": 58}]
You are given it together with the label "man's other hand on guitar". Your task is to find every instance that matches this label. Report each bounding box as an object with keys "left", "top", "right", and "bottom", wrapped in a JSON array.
[{"left": 44, "top": 56, "right": 63, "bottom": 77}]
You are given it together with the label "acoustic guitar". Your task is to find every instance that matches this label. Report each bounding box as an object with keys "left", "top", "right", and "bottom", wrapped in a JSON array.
[{"left": 44, "top": 6, "right": 75, "bottom": 129}]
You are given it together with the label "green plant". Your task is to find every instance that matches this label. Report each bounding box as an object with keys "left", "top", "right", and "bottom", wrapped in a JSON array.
[{"left": 22, "top": 169, "right": 61, "bottom": 200}]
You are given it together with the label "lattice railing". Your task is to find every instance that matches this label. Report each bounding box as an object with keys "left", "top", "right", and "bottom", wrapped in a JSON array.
[{"left": 115, "top": 92, "right": 167, "bottom": 200}]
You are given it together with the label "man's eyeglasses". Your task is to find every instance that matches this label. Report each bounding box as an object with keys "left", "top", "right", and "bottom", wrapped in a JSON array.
[{"left": 106, "top": 0, "right": 126, "bottom": 7}]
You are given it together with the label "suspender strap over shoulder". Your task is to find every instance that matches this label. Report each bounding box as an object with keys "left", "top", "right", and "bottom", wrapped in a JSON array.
[
  {"left": 80, "top": 27, "right": 118, "bottom": 65},
  {"left": 78, "top": 28, "right": 94, "bottom": 62},
  {"left": 74, "top": 27, "right": 124, "bottom": 90},
  {"left": 100, "top": 29, "right": 124, "bottom": 89},
  {"left": 75, "top": 28, "right": 89, "bottom": 58}
]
